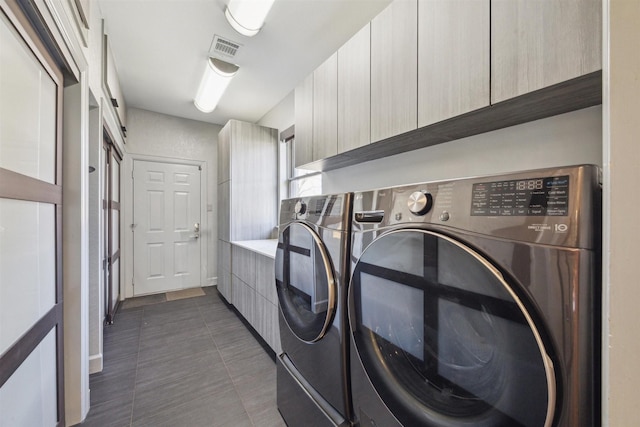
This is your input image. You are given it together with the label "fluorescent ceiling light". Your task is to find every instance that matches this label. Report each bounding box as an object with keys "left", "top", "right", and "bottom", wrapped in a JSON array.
[
  {"left": 194, "top": 58, "right": 239, "bottom": 113},
  {"left": 225, "top": 0, "right": 276, "bottom": 37}
]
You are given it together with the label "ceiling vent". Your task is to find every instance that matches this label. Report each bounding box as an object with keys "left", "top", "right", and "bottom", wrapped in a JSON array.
[{"left": 209, "top": 35, "right": 242, "bottom": 58}]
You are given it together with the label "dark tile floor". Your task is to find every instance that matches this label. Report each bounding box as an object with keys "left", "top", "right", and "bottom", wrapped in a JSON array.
[{"left": 80, "top": 287, "right": 285, "bottom": 427}]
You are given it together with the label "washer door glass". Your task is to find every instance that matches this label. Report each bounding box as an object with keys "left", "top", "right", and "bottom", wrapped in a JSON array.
[
  {"left": 276, "top": 222, "right": 336, "bottom": 343},
  {"left": 350, "top": 230, "right": 556, "bottom": 427}
]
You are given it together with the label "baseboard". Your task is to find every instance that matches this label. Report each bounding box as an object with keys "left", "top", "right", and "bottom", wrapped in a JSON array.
[
  {"left": 89, "top": 353, "right": 103, "bottom": 374},
  {"left": 206, "top": 276, "right": 217, "bottom": 287}
]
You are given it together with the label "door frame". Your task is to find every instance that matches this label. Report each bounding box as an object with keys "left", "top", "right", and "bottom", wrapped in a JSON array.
[{"left": 123, "top": 153, "right": 208, "bottom": 299}]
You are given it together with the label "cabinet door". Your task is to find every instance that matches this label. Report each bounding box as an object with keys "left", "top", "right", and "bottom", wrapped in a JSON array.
[
  {"left": 294, "top": 74, "right": 313, "bottom": 167},
  {"left": 104, "top": 35, "right": 127, "bottom": 131},
  {"left": 256, "top": 295, "right": 281, "bottom": 353},
  {"left": 232, "top": 275, "right": 255, "bottom": 325},
  {"left": 418, "top": 0, "right": 489, "bottom": 127},
  {"left": 371, "top": 0, "right": 418, "bottom": 143},
  {"left": 217, "top": 239, "right": 232, "bottom": 301},
  {"left": 255, "top": 254, "right": 276, "bottom": 304},
  {"left": 217, "top": 181, "right": 230, "bottom": 242},
  {"left": 217, "top": 123, "right": 230, "bottom": 184},
  {"left": 228, "top": 120, "right": 278, "bottom": 241},
  {"left": 491, "top": 0, "right": 602, "bottom": 103},
  {"left": 313, "top": 53, "right": 338, "bottom": 161},
  {"left": 338, "top": 23, "right": 371, "bottom": 153},
  {"left": 232, "top": 245, "right": 256, "bottom": 287}
]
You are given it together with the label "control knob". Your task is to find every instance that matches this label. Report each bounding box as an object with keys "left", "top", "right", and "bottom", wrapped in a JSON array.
[
  {"left": 407, "top": 191, "right": 433, "bottom": 216},
  {"left": 294, "top": 201, "right": 306, "bottom": 215}
]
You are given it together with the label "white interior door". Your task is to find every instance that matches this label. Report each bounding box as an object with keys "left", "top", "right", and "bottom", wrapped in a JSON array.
[{"left": 133, "top": 160, "right": 202, "bottom": 295}]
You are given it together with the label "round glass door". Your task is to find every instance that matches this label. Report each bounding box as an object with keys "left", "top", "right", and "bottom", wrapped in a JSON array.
[
  {"left": 275, "top": 222, "right": 336, "bottom": 343},
  {"left": 349, "top": 229, "right": 556, "bottom": 427}
]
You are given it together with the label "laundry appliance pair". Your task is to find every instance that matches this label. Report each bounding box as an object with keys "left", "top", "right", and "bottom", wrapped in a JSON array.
[{"left": 275, "top": 165, "right": 600, "bottom": 427}]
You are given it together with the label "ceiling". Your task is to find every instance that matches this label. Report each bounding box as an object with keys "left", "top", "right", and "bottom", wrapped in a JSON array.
[{"left": 97, "top": 0, "right": 392, "bottom": 126}]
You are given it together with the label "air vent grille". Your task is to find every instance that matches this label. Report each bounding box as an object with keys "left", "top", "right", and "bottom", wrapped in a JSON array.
[{"left": 210, "top": 35, "right": 241, "bottom": 58}]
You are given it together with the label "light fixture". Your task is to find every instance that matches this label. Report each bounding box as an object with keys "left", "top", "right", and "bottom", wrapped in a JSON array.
[
  {"left": 194, "top": 58, "right": 239, "bottom": 113},
  {"left": 224, "top": 0, "right": 276, "bottom": 37}
]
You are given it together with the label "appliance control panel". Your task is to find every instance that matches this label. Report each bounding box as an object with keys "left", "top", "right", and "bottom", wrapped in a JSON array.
[
  {"left": 280, "top": 193, "right": 352, "bottom": 231},
  {"left": 471, "top": 175, "right": 569, "bottom": 217},
  {"left": 352, "top": 165, "right": 599, "bottom": 249}
]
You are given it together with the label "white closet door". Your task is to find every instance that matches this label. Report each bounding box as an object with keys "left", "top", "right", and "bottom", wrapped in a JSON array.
[{"left": 0, "top": 5, "right": 64, "bottom": 426}]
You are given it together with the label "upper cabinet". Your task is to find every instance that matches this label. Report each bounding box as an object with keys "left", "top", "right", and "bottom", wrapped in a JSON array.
[
  {"left": 102, "top": 22, "right": 127, "bottom": 138},
  {"left": 294, "top": 74, "right": 313, "bottom": 168},
  {"left": 491, "top": 0, "right": 602, "bottom": 103},
  {"left": 418, "top": 0, "right": 490, "bottom": 127},
  {"left": 294, "top": 0, "right": 602, "bottom": 171},
  {"left": 338, "top": 23, "right": 371, "bottom": 153},
  {"left": 313, "top": 53, "right": 338, "bottom": 160},
  {"left": 371, "top": 0, "right": 418, "bottom": 143}
]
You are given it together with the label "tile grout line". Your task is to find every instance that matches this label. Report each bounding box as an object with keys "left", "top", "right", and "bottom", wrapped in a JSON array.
[
  {"left": 198, "top": 298, "right": 258, "bottom": 427},
  {"left": 128, "top": 300, "right": 149, "bottom": 427},
  {"left": 86, "top": 290, "right": 281, "bottom": 426}
]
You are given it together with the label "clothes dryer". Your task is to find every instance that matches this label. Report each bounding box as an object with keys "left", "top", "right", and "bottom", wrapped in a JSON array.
[
  {"left": 348, "top": 165, "right": 600, "bottom": 427},
  {"left": 276, "top": 193, "right": 353, "bottom": 426}
]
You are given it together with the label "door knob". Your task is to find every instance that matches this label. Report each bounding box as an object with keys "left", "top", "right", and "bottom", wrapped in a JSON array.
[{"left": 191, "top": 222, "right": 200, "bottom": 239}]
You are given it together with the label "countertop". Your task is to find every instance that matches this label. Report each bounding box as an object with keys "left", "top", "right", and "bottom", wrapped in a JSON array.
[{"left": 231, "top": 239, "right": 278, "bottom": 259}]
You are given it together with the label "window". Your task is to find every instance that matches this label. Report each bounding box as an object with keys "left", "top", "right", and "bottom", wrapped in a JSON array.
[{"left": 280, "top": 126, "right": 322, "bottom": 199}]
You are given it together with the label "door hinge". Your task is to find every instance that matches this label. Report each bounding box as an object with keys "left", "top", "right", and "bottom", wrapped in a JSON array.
[
  {"left": 198, "top": 165, "right": 202, "bottom": 171},
  {"left": 131, "top": 170, "right": 134, "bottom": 179}
]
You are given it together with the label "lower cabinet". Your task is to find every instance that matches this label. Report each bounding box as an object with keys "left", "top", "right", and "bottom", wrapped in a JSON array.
[
  {"left": 230, "top": 243, "right": 281, "bottom": 354},
  {"left": 232, "top": 275, "right": 256, "bottom": 326},
  {"left": 217, "top": 240, "right": 232, "bottom": 302}
]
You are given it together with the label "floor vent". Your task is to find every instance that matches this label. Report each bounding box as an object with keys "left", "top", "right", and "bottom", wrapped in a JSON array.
[{"left": 210, "top": 35, "right": 242, "bottom": 58}]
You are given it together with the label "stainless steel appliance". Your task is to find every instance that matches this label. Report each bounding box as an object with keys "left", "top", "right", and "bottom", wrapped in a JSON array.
[
  {"left": 276, "top": 193, "right": 353, "bottom": 426},
  {"left": 348, "top": 165, "right": 600, "bottom": 427}
]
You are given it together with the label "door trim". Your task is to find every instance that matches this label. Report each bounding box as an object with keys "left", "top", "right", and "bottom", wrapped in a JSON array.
[{"left": 124, "top": 154, "right": 208, "bottom": 299}]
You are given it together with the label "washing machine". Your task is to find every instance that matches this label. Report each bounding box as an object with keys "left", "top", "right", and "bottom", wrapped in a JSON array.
[
  {"left": 348, "top": 165, "right": 600, "bottom": 427},
  {"left": 275, "top": 193, "right": 353, "bottom": 426}
]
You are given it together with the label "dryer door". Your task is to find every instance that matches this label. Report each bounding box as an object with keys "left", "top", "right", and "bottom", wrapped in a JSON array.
[
  {"left": 349, "top": 229, "right": 556, "bottom": 427},
  {"left": 276, "top": 222, "right": 336, "bottom": 343}
]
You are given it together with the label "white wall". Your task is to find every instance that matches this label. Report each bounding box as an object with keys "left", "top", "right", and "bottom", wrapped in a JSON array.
[
  {"left": 62, "top": 79, "right": 90, "bottom": 426},
  {"left": 80, "top": 0, "right": 125, "bottom": 382},
  {"left": 323, "top": 105, "right": 602, "bottom": 193},
  {"left": 258, "top": 91, "right": 295, "bottom": 133},
  {"left": 603, "top": 1, "right": 640, "bottom": 425},
  {"left": 122, "top": 108, "right": 221, "bottom": 297},
  {"left": 87, "top": 105, "right": 103, "bottom": 375}
]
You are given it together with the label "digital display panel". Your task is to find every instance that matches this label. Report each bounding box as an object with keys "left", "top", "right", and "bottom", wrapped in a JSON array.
[
  {"left": 309, "top": 195, "right": 342, "bottom": 216},
  {"left": 471, "top": 175, "right": 569, "bottom": 216}
]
